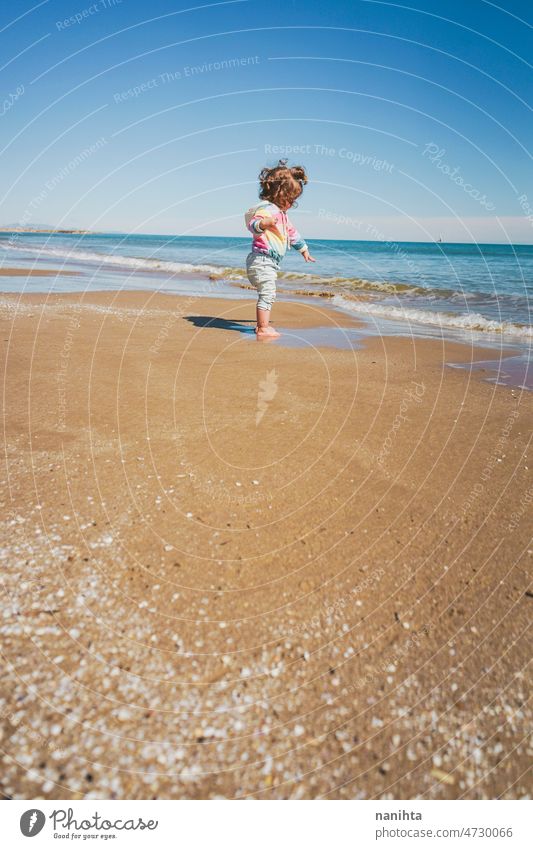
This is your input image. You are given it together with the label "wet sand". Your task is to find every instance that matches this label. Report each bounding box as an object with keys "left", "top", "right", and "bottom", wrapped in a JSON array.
[
  {"left": 1, "top": 290, "right": 531, "bottom": 800},
  {"left": 0, "top": 267, "right": 81, "bottom": 276}
]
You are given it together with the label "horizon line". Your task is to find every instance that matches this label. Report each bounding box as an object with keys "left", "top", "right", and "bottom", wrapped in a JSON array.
[{"left": 1, "top": 228, "right": 531, "bottom": 247}]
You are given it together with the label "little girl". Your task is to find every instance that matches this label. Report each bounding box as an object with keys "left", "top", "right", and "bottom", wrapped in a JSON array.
[{"left": 244, "top": 160, "right": 315, "bottom": 337}]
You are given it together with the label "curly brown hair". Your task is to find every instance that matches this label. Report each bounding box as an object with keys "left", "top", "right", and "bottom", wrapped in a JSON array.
[{"left": 258, "top": 159, "right": 308, "bottom": 209}]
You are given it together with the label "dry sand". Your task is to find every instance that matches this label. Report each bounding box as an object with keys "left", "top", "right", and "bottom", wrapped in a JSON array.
[{"left": 1, "top": 290, "right": 531, "bottom": 800}]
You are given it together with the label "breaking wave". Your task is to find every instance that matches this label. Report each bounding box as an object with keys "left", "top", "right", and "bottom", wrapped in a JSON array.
[
  {"left": 0, "top": 242, "right": 224, "bottom": 277},
  {"left": 333, "top": 295, "right": 533, "bottom": 339}
]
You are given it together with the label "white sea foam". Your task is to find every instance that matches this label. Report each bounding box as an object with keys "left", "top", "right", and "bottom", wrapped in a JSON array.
[
  {"left": 0, "top": 243, "right": 453, "bottom": 297},
  {"left": 333, "top": 295, "right": 533, "bottom": 339},
  {"left": 2, "top": 240, "right": 531, "bottom": 341},
  {"left": 1, "top": 242, "right": 224, "bottom": 277}
]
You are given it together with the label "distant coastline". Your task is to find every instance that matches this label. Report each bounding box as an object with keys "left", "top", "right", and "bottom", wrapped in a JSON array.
[{"left": 0, "top": 227, "right": 92, "bottom": 234}]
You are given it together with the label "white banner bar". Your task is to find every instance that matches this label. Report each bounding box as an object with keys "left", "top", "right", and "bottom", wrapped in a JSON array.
[{"left": 4, "top": 799, "right": 531, "bottom": 848}]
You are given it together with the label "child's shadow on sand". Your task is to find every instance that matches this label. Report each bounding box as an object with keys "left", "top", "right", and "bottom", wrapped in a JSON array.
[{"left": 185, "top": 316, "right": 255, "bottom": 335}]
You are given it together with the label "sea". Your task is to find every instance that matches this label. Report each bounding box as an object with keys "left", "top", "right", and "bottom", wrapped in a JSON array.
[{"left": 1, "top": 232, "right": 532, "bottom": 386}]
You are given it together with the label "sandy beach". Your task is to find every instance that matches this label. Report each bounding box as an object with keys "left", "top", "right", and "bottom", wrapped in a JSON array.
[{"left": 1, "top": 288, "right": 531, "bottom": 800}]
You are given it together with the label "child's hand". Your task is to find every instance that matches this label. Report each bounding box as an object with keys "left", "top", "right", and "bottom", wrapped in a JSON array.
[
  {"left": 259, "top": 216, "right": 283, "bottom": 239},
  {"left": 302, "top": 249, "right": 316, "bottom": 263}
]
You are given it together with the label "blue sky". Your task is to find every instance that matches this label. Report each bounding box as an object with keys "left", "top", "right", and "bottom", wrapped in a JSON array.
[{"left": 0, "top": 0, "right": 531, "bottom": 242}]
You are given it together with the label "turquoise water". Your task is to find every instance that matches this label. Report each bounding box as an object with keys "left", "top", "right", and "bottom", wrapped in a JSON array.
[{"left": 1, "top": 232, "right": 532, "bottom": 342}]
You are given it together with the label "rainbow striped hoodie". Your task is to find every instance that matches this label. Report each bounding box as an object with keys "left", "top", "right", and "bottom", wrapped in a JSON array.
[{"left": 245, "top": 201, "right": 308, "bottom": 263}]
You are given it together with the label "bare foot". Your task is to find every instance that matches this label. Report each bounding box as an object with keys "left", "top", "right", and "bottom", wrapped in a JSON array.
[{"left": 255, "top": 325, "right": 280, "bottom": 338}]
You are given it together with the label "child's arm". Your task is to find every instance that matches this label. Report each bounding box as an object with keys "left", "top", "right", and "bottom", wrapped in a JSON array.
[
  {"left": 246, "top": 206, "right": 283, "bottom": 240},
  {"left": 287, "top": 217, "right": 316, "bottom": 263},
  {"left": 247, "top": 213, "right": 267, "bottom": 235}
]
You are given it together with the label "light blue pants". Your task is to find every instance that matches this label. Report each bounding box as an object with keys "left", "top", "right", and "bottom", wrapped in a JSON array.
[{"left": 246, "top": 251, "right": 280, "bottom": 311}]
